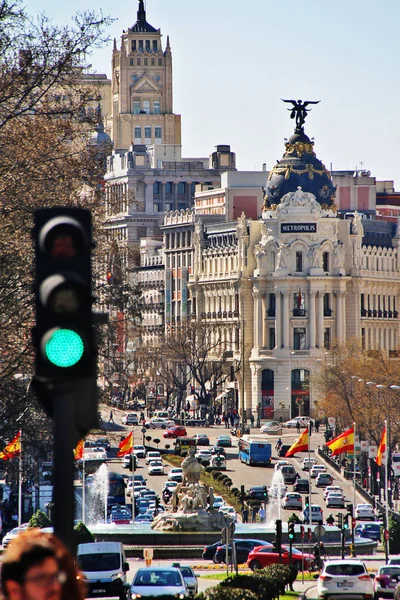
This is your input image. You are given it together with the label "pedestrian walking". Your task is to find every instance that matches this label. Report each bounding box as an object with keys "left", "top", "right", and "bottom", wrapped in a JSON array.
[
  {"left": 108, "top": 410, "right": 114, "bottom": 423},
  {"left": 296, "top": 420, "right": 301, "bottom": 433},
  {"left": 250, "top": 414, "right": 255, "bottom": 428},
  {"left": 242, "top": 507, "right": 249, "bottom": 523},
  {"left": 258, "top": 506, "right": 266, "bottom": 522},
  {"left": 315, "top": 418, "right": 320, "bottom": 433},
  {"left": 251, "top": 506, "right": 259, "bottom": 523}
]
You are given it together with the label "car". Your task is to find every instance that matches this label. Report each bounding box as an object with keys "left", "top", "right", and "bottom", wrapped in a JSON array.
[
  {"left": 260, "top": 420, "right": 282, "bottom": 435},
  {"left": 374, "top": 565, "right": 400, "bottom": 599},
  {"left": 133, "top": 485, "right": 147, "bottom": 499},
  {"left": 211, "top": 496, "right": 225, "bottom": 509},
  {"left": 136, "top": 498, "right": 151, "bottom": 514},
  {"left": 278, "top": 445, "right": 292, "bottom": 458},
  {"left": 193, "top": 433, "right": 210, "bottom": 446},
  {"left": 145, "top": 451, "right": 161, "bottom": 465},
  {"left": 131, "top": 567, "right": 188, "bottom": 599},
  {"left": 317, "top": 559, "right": 374, "bottom": 600},
  {"left": 216, "top": 435, "right": 232, "bottom": 447},
  {"left": 323, "top": 485, "right": 343, "bottom": 500},
  {"left": 390, "top": 559, "right": 400, "bottom": 566},
  {"left": 275, "top": 460, "right": 290, "bottom": 470},
  {"left": 303, "top": 504, "right": 323, "bottom": 524},
  {"left": 147, "top": 417, "right": 175, "bottom": 429},
  {"left": 96, "top": 438, "right": 111, "bottom": 451},
  {"left": 172, "top": 564, "right": 198, "bottom": 597},
  {"left": 210, "top": 455, "right": 227, "bottom": 470},
  {"left": 219, "top": 506, "right": 237, "bottom": 522},
  {"left": 293, "top": 478, "right": 310, "bottom": 493},
  {"left": 2, "top": 524, "right": 29, "bottom": 548},
  {"left": 122, "top": 413, "right": 139, "bottom": 425},
  {"left": 316, "top": 472, "right": 334, "bottom": 488},
  {"left": 280, "top": 465, "right": 299, "bottom": 484},
  {"left": 326, "top": 492, "right": 346, "bottom": 508},
  {"left": 302, "top": 457, "right": 318, "bottom": 471},
  {"left": 248, "top": 486, "right": 268, "bottom": 501},
  {"left": 213, "top": 539, "right": 273, "bottom": 564},
  {"left": 210, "top": 445, "right": 227, "bottom": 456},
  {"left": 148, "top": 460, "right": 164, "bottom": 475},
  {"left": 247, "top": 544, "right": 315, "bottom": 571},
  {"left": 168, "top": 467, "right": 184, "bottom": 482},
  {"left": 355, "top": 522, "right": 382, "bottom": 542},
  {"left": 310, "top": 464, "right": 327, "bottom": 478},
  {"left": 163, "top": 480, "right": 179, "bottom": 491},
  {"left": 122, "top": 453, "right": 137, "bottom": 469},
  {"left": 355, "top": 503, "right": 375, "bottom": 521},
  {"left": 163, "top": 426, "right": 187, "bottom": 439},
  {"left": 133, "top": 473, "right": 146, "bottom": 486},
  {"left": 133, "top": 445, "right": 146, "bottom": 458},
  {"left": 109, "top": 507, "right": 132, "bottom": 524},
  {"left": 282, "top": 492, "right": 302, "bottom": 510},
  {"left": 284, "top": 416, "right": 314, "bottom": 428},
  {"left": 134, "top": 514, "right": 153, "bottom": 523},
  {"left": 195, "top": 449, "right": 212, "bottom": 462}
]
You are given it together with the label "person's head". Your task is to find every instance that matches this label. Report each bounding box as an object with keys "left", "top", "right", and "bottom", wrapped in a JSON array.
[{"left": 1, "top": 530, "right": 86, "bottom": 600}]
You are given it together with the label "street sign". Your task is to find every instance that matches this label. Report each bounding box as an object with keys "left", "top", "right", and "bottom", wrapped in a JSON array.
[
  {"left": 141, "top": 427, "right": 147, "bottom": 433},
  {"left": 314, "top": 525, "right": 326, "bottom": 538},
  {"left": 384, "top": 529, "right": 390, "bottom": 541}
]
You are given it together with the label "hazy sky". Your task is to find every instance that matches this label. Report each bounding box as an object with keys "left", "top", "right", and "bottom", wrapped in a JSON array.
[{"left": 23, "top": 0, "right": 400, "bottom": 187}]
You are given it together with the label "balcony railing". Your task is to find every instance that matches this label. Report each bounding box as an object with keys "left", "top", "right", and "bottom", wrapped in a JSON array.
[
  {"left": 360, "top": 309, "right": 398, "bottom": 319},
  {"left": 293, "top": 308, "right": 306, "bottom": 317},
  {"left": 323, "top": 308, "right": 332, "bottom": 317},
  {"left": 267, "top": 309, "right": 276, "bottom": 317}
]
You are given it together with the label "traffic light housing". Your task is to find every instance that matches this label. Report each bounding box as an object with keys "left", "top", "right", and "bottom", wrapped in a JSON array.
[
  {"left": 337, "top": 513, "right": 343, "bottom": 529},
  {"left": 305, "top": 496, "right": 310, "bottom": 508},
  {"left": 275, "top": 519, "right": 282, "bottom": 553},
  {"left": 343, "top": 514, "right": 350, "bottom": 530},
  {"left": 346, "top": 503, "right": 353, "bottom": 516},
  {"left": 263, "top": 486, "right": 268, "bottom": 499},
  {"left": 288, "top": 521, "right": 295, "bottom": 542},
  {"left": 33, "top": 208, "right": 94, "bottom": 381}
]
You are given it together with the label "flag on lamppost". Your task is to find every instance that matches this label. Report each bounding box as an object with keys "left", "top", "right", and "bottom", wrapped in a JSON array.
[
  {"left": 376, "top": 426, "right": 387, "bottom": 467},
  {"left": 74, "top": 439, "right": 84, "bottom": 461},
  {"left": 117, "top": 431, "right": 133, "bottom": 457},
  {"left": 326, "top": 426, "right": 354, "bottom": 456},
  {"left": 0, "top": 432, "right": 21, "bottom": 460},
  {"left": 285, "top": 428, "right": 309, "bottom": 457}
]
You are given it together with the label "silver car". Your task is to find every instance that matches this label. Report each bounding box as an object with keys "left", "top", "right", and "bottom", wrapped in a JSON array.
[
  {"left": 172, "top": 564, "right": 198, "bottom": 597},
  {"left": 131, "top": 567, "right": 188, "bottom": 598}
]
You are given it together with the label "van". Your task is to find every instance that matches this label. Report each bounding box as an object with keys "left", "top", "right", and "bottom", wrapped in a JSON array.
[
  {"left": 77, "top": 542, "right": 129, "bottom": 600},
  {"left": 280, "top": 465, "right": 298, "bottom": 484}
]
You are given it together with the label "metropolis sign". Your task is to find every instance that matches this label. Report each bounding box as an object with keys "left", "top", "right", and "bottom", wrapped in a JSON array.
[{"left": 281, "top": 223, "right": 317, "bottom": 233}]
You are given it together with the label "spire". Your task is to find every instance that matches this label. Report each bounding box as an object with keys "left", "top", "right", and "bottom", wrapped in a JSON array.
[
  {"left": 113, "top": 38, "right": 117, "bottom": 51},
  {"left": 137, "top": 0, "right": 146, "bottom": 22},
  {"left": 166, "top": 35, "right": 170, "bottom": 49}
]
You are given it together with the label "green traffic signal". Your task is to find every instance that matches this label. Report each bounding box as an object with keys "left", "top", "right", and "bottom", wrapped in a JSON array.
[
  {"left": 44, "top": 328, "right": 84, "bottom": 367},
  {"left": 288, "top": 522, "right": 295, "bottom": 540}
]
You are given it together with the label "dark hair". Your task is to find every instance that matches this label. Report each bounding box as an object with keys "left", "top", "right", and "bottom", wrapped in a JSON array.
[{"left": 1, "top": 542, "right": 55, "bottom": 585}]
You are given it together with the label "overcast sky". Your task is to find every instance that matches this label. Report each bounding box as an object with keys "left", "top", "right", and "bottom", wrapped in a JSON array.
[{"left": 23, "top": 0, "right": 400, "bottom": 187}]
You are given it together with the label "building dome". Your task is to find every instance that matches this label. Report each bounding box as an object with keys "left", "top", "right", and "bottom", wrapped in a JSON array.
[{"left": 89, "top": 121, "right": 112, "bottom": 147}]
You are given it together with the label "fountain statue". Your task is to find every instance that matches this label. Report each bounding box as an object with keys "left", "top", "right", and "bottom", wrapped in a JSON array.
[{"left": 152, "top": 449, "right": 232, "bottom": 531}]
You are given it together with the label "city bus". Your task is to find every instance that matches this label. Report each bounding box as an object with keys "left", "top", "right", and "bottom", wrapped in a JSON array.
[
  {"left": 174, "top": 437, "right": 197, "bottom": 456},
  {"left": 392, "top": 453, "right": 400, "bottom": 477},
  {"left": 238, "top": 436, "right": 272, "bottom": 466}
]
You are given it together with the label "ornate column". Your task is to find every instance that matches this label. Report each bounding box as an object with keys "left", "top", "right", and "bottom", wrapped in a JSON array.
[
  {"left": 283, "top": 292, "right": 290, "bottom": 348},
  {"left": 253, "top": 286, "right": 262, "bottom": 349},
  {"left": 262, "top": 293, "right": 267, "bottom": 348},
  {"left": 275, "top": 291, "right": 282, "bottom": 349},
  {"left": 250, "top": 363, "right": 263, "bottom": 417},
  {"left": 341, "top": 291, "right": 347, "bottom": 342},
  {"left": 309, "top": 290, "right": 316, "bottom": 348},
  {"left": 318, "top": 291, "right": 324, "bottom": 348},
  {"left": 336, "top": 291, "right": 343, "bottom": 342}
]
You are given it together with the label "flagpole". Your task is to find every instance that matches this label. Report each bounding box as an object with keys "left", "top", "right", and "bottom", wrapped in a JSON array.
[
  {"left": 352, "top": 422, "right": 356, "bottom": 556},
  {"left": 131, "top": 427, "right": 135, "bottom": 523},
  {"left": 308, "top": 425, "right": 312, "bottom": 514},
  {"left": 18, "top": 429, "right": 22, "bottom": 528},
  {"left": 82, "top": 455, "right": 86, "bottom": 524},
  {"left": 385, "top": 419, "right": 389, "bottom": 563}
]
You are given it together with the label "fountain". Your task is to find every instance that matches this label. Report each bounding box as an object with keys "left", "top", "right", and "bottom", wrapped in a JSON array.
[
  {"left": 266, "top": 469, "right": 286, "bottom": 525},
  {"left": 86, "top": 463, "right": 109, "bottom": 525}
]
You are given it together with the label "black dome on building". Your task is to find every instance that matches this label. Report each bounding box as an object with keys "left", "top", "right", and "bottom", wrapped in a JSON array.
[{"left": 265, "top": 100, "right": 336, "bottom": 208}]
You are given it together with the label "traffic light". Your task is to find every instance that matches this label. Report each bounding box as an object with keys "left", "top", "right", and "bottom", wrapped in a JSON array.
[
  {"left": 275, "top": 519, "right": 282, "bottom": 554},
  {"left": 305, "top": 496, "right": 310, "bottom": 508},
  {"left": 240, "top": 485, "right": 245, "bottom": 508},
  {"left": 346, "top": 503, "right": 353, "bottom": 516},
  {"left": 343, "top": 514, "right": 350, "bottom": 530},
  {"left": 337, "top": 513, "right": 343, "bottom": 529},
  {"left": 33, "top": 208, "right": 94, "bottom": 381},
  {"left": 288, "top": 521, "right": 295, "bottom": 542},
  {"left": 263, "top": 486, "right": 268, "bottom": 499}
]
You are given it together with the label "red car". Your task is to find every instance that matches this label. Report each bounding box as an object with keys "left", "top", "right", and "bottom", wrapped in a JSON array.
[
  {"left": 163, "top": 426, "right": 187, "bottom": 439},
  {"left": 247, "top": 545, "right": 315, "bottom": 571}
]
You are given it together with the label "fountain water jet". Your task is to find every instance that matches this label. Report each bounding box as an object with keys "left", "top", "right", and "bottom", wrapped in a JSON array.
[
  {"left": 86, "top": 463, "right": 109, "bottom": 525},
  {"left": 266, "top": 469, "right": 286, "bottom": 525}
]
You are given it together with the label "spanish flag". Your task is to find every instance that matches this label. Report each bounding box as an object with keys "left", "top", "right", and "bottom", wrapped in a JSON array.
[
  {"left": 285, "top": 428, "right": 309, "bottom": 457},
  {"left": 117, "top": 431, "right": 133, "bottom": 457},
  {"left": 74, "top": 439, "right": 84, "bottom": 461},
  {"left": 327, "top": 427, "right": 354, "bottom": 456},
  {"left": 0, "top": 432, "right": 21, "bottom": 460},
  {"left": 376, "top": 426, "right": 387, "bottom": 466}
]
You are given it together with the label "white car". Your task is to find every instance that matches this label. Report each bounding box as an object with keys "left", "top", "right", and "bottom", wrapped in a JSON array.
[
  {"left": 326, "top": 492, "right": 346, "bottom": 508},
  {"left": 282, "top": 492, "right": 302, "bottom": 510},
  {"left": 355, "top": 503, "right": 375, "bottom": 520},
  {"left": 260, "top": 421, "right": 282, "bottom": 435},
  {"left": 163, "top": 480, "right": 179, "bottom": 492},
  {"left": 310, "top": 464, "right": 327, "bottom": 478},
  {"left": 303, "top": 503, "right": 323, "bottom": 524},
  {"left": 274, "top": 460, "right": 290, "bottom": 471},
  {"left": 219, "top": 506, "right": 237, "bottom": 522},
  {"left": 145, "top": 451, "right": 161, "bottom": 465},
  {"left": 323, "top": 485, "right": 343, "bottom": 501},
  {"left": 133, "top": 445, "right": 146, "bottom": 458},
  {"left": 121, "top": 413, "right": 139, "bottom": 425},
  {"left": 317, "top": 559, "right": 373, "bottom": 599},
  {"left": 195, "top": 449, "right": 212, "bottom": 461},
  {"left": 212, "top": 495, "right": 225, "bottom": 509},
  {"left": 148, "top": 460, "right": 165, "bottom": 475},
  {"left": 2, "top": 524, "right": 29, "bottom": 548},
  {"left": 301, "top": 457, "right": 318, "bottom": 471},
  {"left": 168, "top": 468, "right": 183, "bottom": 482},
  {"left": 284, "top": 416, "right": 314, "bottom": 428},
  {"left": 147, "top": 417, "right": 175, "bottom": 429}
]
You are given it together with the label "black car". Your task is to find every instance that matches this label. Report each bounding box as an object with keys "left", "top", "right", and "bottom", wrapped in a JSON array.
[
  {"left": 210, "top": 446, "right": 227, "bottom": 457},
  {"left": 293, "top": 478, "right": 310, "bottom": 493},
  {"left": 213, "top": 539, "right": 273, "bottom": 564},
  {"left": 278, "top": 444, "right": 292, "bottom": 457},
  {"left": 247, "top": 486, "right": 268, "bottom": 501},
  {"left": 202, "top": 540, "right": 224, "bottom": 560},
  {"left": 96, "top": 438, "right": 111, "bottom": 451}
]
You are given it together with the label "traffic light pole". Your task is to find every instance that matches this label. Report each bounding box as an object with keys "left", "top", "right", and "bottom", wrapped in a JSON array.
[{"left": 53, "top": 382, "right": 76, "bottom": 553}]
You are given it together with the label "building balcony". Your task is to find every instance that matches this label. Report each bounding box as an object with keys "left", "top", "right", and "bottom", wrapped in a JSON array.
[
  {"left": 201, "top": 312, "right": 206, "bottom": 319},
  {"left": 323, "top": 308, "right": 332, "bottom": 317},
  {"left": 361, "top": 308, "right": 367, "bottom": 317},
  {"left": 233, "top": 310, "right": 239, "bottom": 317},
  {"left": 222, "top": 311, "right": 227, "bottom": 318},
  {"left": 267, "top": 309, "right": 276, "bottom": 317},
  {"left": 293, "top": 308, "right": 306, "bottom": 317}
]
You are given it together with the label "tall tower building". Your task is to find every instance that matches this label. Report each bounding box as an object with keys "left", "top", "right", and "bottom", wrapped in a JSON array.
[{"left": 110, "top": 0, "right": 181, "bottom": 150}]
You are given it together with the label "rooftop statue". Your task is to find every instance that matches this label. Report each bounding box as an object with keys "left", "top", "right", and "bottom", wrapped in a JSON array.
[{"left": 281, "top": 99, "right": 320, "bottom": 132}]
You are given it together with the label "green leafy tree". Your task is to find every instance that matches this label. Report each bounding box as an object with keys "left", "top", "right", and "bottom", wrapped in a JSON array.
[{"left": 29, "top": 509, "right": 51, "bottom": 528}]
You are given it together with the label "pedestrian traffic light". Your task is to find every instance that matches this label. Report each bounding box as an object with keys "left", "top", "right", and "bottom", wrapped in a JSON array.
[
  {"left": 33, "top": 208, "right": 94, "bottom": 381},
  {"left": 337, "top": 513, "right": 343, "bottom": 529},
  {"left": 288, "top": 521, "right": 295, "bottom": 541}
]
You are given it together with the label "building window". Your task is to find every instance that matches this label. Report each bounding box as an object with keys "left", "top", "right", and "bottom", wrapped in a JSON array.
[
  {"left": 139, "top": 40, "right": 144, "bottom": 52},
  {"left": 153, "top": 40, "right": 158, "bottom": 52},
  {"left": 269, "top": 328, "right": 276, "bottom": 349},
  {"left": 158, "top": 58, "right": 162, "bottom": 65},
  {"left": 145, "top": 40, "right": 151, "bottom": 51},
  {"left": 133, "top": 100, "right": 140, "bottom": 114},
  {"left": 154, "top": 126, "right": 162, "bottom": 139},
  {"left": 151, "top": 58, "right": 155, "bottom": 65},
  {"left": 165, "top": 203, "right": 172, "bottom": 211},
  {"left": 293, "top": 291, "right": 305, "bottom": 316},
  {"left": 144, "top": 126, "right": 152, "bottom": 139},
  {"left": 293, "top": 327, "right": 306, "bottom": 350},
  {"left": 136, "top": 58, "right": 141, "bottom": 65},
  {"left": 323, "top": 293, "right": 332, "bottom": 316},
  {"left": 134, "top": 126, "right": 141, "bottom": 139},
  {"left": 153, "top": 204, "right": 159, "bottom": 212},
  {"left": 153, "top": 181, "right": 161, "bottom": 194},
  {"left": 361, "top": 327, "right": 366, "bottom": 350},
  {"left": 166, "top": 182, "right": 173, "bottom": 194},
  {"left": 130, "top": 58, "right": 133, "bottom": 66},
  {"left": 131, "top": 40, "right": 136, "bottom": 52},
  {"left": 323, "top": 252, "right": 329, "bottom": 272},
  {"left": 142, "top": 100, "right": 150, "bottom": 114},
  {"left": 295, "top": 251, "right": 303, "bottom": 272},
  {"left": 267, "top": 293, "right": 275, "bottom": 317},
  {"left": 178, "top": 182, "right": 186, "bottom": 194},
  {"left": 153, "top": 101, "right": 161, "bottom": 114},
  {"left": 324, "top": 327, "right": 331, "bottom": 349},
  {"left": 144, "top": 58, "right": 148, "bottom": 65}
]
